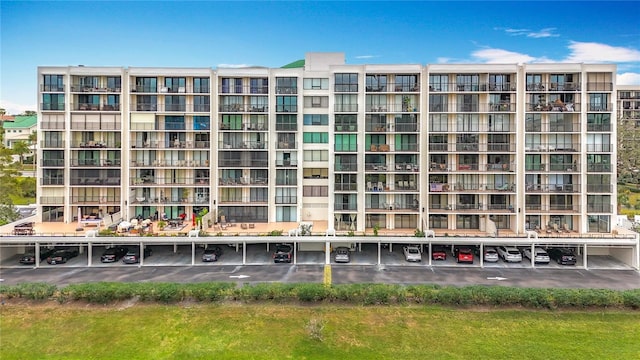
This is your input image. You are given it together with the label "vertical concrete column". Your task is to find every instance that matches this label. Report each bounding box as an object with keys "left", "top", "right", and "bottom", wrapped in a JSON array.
[
  {"left": 242, "top": 242, "right": 247, "bottom": 265},
  {"left": 139, "top": 242, "right": 144, "bottom": 267},
  {"left": 377, "top": 242, "right": 381, "bottom": 265},
  {"left": 583, "top": 243, "right": 588, "bottom": 269},
  {"left": 173, "top": 243, "right": 177, "bottom": 253},
  {"left": 428, "top": 243, "right": 432, "bottom": 266},
  {"left": 293, "top": 242, "right": 297, "bottom": 264},
  {"left": 531, "top": 244, "right": 536, "bottom": 268},
  {"left": 88, "top": 244, "right": 92, "bottom": 267},
  {"left": 35, "top": 246, "right": 40, "bottom": 269},
  {"left": 325, "top": 241, "right": 331, "bottom": 265},
  {"left": 479, "top": 243, "right": 484, "bottom": 268},
  {"left": 191, "top": 242, "right": 195, "bottom": 266}
]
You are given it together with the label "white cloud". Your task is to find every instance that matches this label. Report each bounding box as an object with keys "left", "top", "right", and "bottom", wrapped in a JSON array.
[
  {"left": 354, "top": 55, "right": 380, "bottom": 59},
  {"left": 0, "top": 99, "right": 36, "bottom": 115},
  {"left": 501, "top": 27, "right": 559, "bottom": 38},
  {"left": 471, "top": 48, "right": 537, "bottom": 64},
  {"left": 618, "top": 73, "right": 640, "bottom": 85},
  {"left": 565, "top": 41, "right": 640, "bottom": 63},
  {"left": 216, "top": 64, "right": 253, "bottom": 68}
]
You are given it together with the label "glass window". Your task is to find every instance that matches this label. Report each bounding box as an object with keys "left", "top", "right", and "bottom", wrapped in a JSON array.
[
  {"left": 276, "top": 96, "right": 297, "bottom": 112},
  {"left": 303, "top": 150, "right": 329, "bottom": 161},
  {"left": 366, "top": 75, "right": 387, "bottom": 91},
  {"left": 429, "top": 74, "right": 448, "bottom": 92},
  {"left": 276, "top": 77, "right": 297, "bottom": 94},
  {"left": 164, "top": 77, "right": 186, "bottom": 92},
  {"left": 303, "top": 78, "right": 329, "bottom": 90},
  {"left": 335, "top": 94, "right": 357, "bottom": 112},
  {"left": 335, "top": 134, "right": 357, "bottom": 152},
  {"left": 303, "top": 132, "right": 329, "bottom": 144},
  {"left": 335, "top": 73, "right": 358, "bottom": 92},
  {"left": 194, "top": 78, "right": 210, "bottom": 93},
  {"left": 303, "top": 96, "right": 329, "bottom": 108},
  {"left": 303, "top": 114, "right": 328, "bottom": 125},
  {"left": 135, "top": 77, "right": 157, "bottom": 93},
  {"left": 43, "top": 74, "right": 64, "bottom": 91}
]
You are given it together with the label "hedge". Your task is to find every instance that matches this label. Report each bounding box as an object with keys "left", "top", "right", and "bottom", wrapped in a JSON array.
[{"left": 1, "top": 282, "right": 639, "bottom": 310}]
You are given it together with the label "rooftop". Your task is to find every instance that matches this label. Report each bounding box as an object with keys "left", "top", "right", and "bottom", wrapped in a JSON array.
[{"left": 3, "top": 115, "right": 37, "bottom": 129}]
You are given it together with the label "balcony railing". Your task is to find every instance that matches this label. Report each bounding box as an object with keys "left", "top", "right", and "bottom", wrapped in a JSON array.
[
  {"left": 41, "top": 178, "right": 64, "bottom": 186},
  {"left": 42, "top": 159, "right": 65, "bottom": 167},
  {"left": 40, "top": 140, "right": 65, "bottom": 149},
  {"left": 587, "top": 164, "right": 612, "bottom": 172},
  {"left": 70, "top": 178, "right": 121, "bottom": 186},
  {"left": 526, "top": 103, "right": 580, "bottom": 112},
  {"left": 70, "top": 196, "right": 120, "bottom": 204},
  {"left": 71, "top": 159, "right": 121, "bottom": 167},
  {"left": 131, "top": 177, "right": 210, "bottom": 186},
  {"left": 275, "top": 196, "right": 298, "bottom": 204},
  {"left": 334, "top": 163, "right": 358, "bottom": 172},
  {"left": 525, "top": 205, "right": 581, "bottom": 212},
  {"left": 525, "top": 144, "right": 580, "bottom": 152},
  {"left": 587, "top": 204, "right": 614, "bottom": 213},
  {"left": 130, "top": 159, "right": 208, "bottom": 167},
  {"left": 218, "top": 160, "right": 268, "bottom": 167},
  {"left": 219, "top": 177, "right": 268, "bottom": 186},
  {"left": 525, "top": 184, "right": 580, "bottom": 193},
  {"left": 586, "top": 184, "right": 613, "bottom": 192},
  {"left": 70, "top": 85, "right": 121, "bottom": 93},
  {"left": 526, "top": 83, "right": 581, "bottom": 91},
  {"left": 587, "top": 123, "right": 612, "bottom": 131},
  {"left": 276, "top": 141, "right": 297, "bottom": 149},
  {"left": 41, "top": 103, "right": 65, "bottom": 111},
  {"left": 219, "top": 141, "right": 267, "bottom": 150},
  {"left": 365, "top": 103, "right": 419, "bottom": 112},
  {"left": 39, "top": 196, "right": 65, "bottom": 204},
  {"left": 335, "top": 183, "right": 357, "bottom": 191},
  {"left": 334, "top": 124, "right": 358, "bottom": 132},
  {"left": 586, "top": 82, "right": 613, "bottom": 91},
  {"left": 587, "top": 103, "right": 613, "bottom": 112},
  {"left": 276, "top": 159, "right": 298, "bottom": 167},
  {"left": 586, "top": 144, "right": 612, "bottom": 152},
  {"left": 334, "top": 104, "right": 358, "bottom": 112},
  {"left": 41, "top": 85, "right": 65, "bottom": 92},
  {"left": 428, "top": 82, "right": 517, "bottom": 92}
]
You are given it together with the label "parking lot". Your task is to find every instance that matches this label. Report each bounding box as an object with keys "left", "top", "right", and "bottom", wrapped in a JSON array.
[{"left": 2, "top": 242, "right": 634, "bottom": 270}]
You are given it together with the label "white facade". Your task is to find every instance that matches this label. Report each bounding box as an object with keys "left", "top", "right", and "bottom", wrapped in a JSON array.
[{"left": 36, "top": 54, "right": 618, "bottom": 236}]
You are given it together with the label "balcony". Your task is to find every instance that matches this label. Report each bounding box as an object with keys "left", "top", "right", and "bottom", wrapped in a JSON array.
[
  {"left": 368, "top": 144, "right": 390, "bottom": 152},
  {"left": 527, "top": 102, "right": 580, "bottom": 112},
  {"left": 70, "top": 159, "right": 119, "bottom": 167},
  {"left": 486, "top": 163, "right": 513, "bottom": 171},
  {"left": 41, "top": 84, "right": 65, "bottom": 92},
  {"left": 525, "top": 184, "right": 580, "bottom": 193},
  {"left": 586, "top": 184, "right": 612, "bottom": 192},
  {"left": 526, "top": 82, "right": 581, "bottom": 91},
  {"left": 72, "top": 103, "right": 121, "bottom": 111},
  {"left": 40, "top": 140, "right": 65, "bottom": 149},
  {"left": 275, "top": 87, "right": 296, "bottom": 94},
  {"left": 134, "top": 103, "right": 158, "bottom": 111},
  {"left": 219, "top": 177, "right": 267, "bottom": 186},
  {"left": 334, "top": 163, "right": 357, "bottom": 172},
  {"left": 39, "top": 196, "right": 65, "bottom": 204},
  {"left": 587, "top": 204, "right": 613, "bottom": 213},
  {"left": 586, "top": 144, "right": 612, "bottom": 152},
  {"left": 70, "top": 178, "right": 121, "bottom": 186},
  {"left": 586, "top": 82, "right": 613, "bottom": 91},
  {"left": 131, "top": 177, "right": 210, "bottom": 186},
  {"left": 364, "top": 103, "right": 419, "bottom": 112},
  {"left": 41, "top": 178, "right": 64, "bottom": 186},
  {"left": 41, "top": 103, "right": 65, "bottom": 111},
  {"left": 276, "top": 159, "right": 298, "bottom": 167},
  {"left": 587, "top": 164, "right": 612, "bottom": 172},
  {"left": 70, "top": 85, "right": 121, "bottom": 93},
  {"left": 218, "top": 160, "right": 268, "bottom": 168},
  {"left": 334, "top": 104, "right": 358, "bottom": 112},
  {"left": 525, "top": 144, "right": 579, "bottom": 152},
  {"left": 335, "top": 183, "right": 357, "bottom": 191},
  {"left": 41, "top": 159, "right": 65, "bottom": 167},
  {"left": 587, "top": 103, "right": 613, "bottom": 112},
  {"left": 70, "top": 196, "right": 119, "bottom": 204},
  {"left": 275, "top": 196, "right": 298, "bottom": 205},
  {"left": 334, "top": 124, "right": 358, "bottom": 132},
  {"left": 276, "top": 141, "right": 297, "bottom": 150},
  {"left": 219, "top": 141, "right": 267, "bottom": 150}
]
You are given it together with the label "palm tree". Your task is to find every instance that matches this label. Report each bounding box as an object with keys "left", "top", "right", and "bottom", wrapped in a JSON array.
[{"left": 12, "top": 140, "right": 30, "bottom": 165}]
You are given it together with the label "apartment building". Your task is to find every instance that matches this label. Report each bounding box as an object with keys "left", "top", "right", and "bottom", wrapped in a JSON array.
[{"left": 36, "top": 53, "right": 617, "bottom": 235}]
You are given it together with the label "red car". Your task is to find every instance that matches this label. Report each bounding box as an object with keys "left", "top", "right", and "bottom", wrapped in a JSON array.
[
  {"left": 455, "top": 247, "right": 474, "bottom": 263},
  {"left": 431, "top": 245, "right": 447, "bottom": 260}
]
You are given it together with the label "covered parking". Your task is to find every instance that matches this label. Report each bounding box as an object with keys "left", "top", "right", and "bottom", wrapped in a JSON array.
[{"left": 0, "top": 234, "right": 638, "bottom": 270}]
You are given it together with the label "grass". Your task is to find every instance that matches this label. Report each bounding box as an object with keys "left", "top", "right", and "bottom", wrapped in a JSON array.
[{"left": 1, "top": 303, "right": 639, "bottom": 359}]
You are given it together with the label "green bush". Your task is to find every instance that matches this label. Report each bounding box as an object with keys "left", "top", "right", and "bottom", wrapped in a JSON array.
[
  {"left": 185, "top": 282, "right": 235, "bottom": 302},
  {"left": 622, "top": 289, "right": 640, "bottom": 309},
  {"left": 296, "top": 283, "right": 330, "bottom": 302},
  {"left": 0, "top": 283, "right": 57, "bottom": 300}
]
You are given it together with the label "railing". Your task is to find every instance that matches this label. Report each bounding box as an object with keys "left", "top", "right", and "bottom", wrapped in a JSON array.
[
  {"left": 587, "top": 164, "right": 612, "bottom": 172},
  {"left": 335, "top": 183, "right": 357, "bottom": 191},
  {"left": 41, "top": 178, "right": 64, "bottom": 185},
  {"left": 275, "top": 105, "right": 297, "bottom": 112},
  {"left": 39, "top": 196, "right": 65, "bottom": 204},
  {"left": 219, "top": 141, "right": 267, "bottom": 150},
  {"left": 587, "top": 123, "right": 612, "bottom": 131},
  {"left": 219, "top": 198, "right": 268, "bottom": 204},
  {"left": 70, "top": 159, "right": 121, "bottom": 167},
  {"left": 587, "top": 103, "right": 613, "bottom": 112},
  {"left": 334, "top": 163, "right": 358, "bottom": 171},
  {"left": 276, "top": 159, "right": 298, "bottom": 167},
  {"left": 365, "top": 103, "right": 419, "bottom": 112},
  {"left": 41, "top": 121, "right": 65, "bottom": 129},
  {"left": 134, "top": 103, "right": 157, "bottom": 111},
  {"left": 41, "top": 84, "right": 65, "bottom": 92},
  {"left": 587, "top": 204, "right": 614, "bottom": 213},
  {"left": 548, "top": 163, "right": 579, "bottom": 172},
  {"left": 334, "top": 104, "right": 359, "bottom": 112},
  {"left": 71, "top": 121, "right": 121, "bottom": 130},
  {"left": 586, "top": 144, "right": 612, "bottom": 152},
  {"left": 130, "top": 159, "right": 208, "bottom": 167},
  {"left": 526, "top": 122, "right": 582, "bottom": 133},
  {"left": 41, "top": 103, "right": 65, "bottom": 111},
  {"left": 40, "top": 140, "right": 65, "bottom": 148},
  {"left": 586, "top": 184, "right": 613, "bottom": 192},
  {"left": 218, "top": 104, "right": 269, "bottom": 112},
  {"left": 428, "top": 82, "right": 517, "bottom": 92},
  {"left": 132, "top": 197, "right": 196, "bottom": 205},
  {"left": 72, "top": 141, "right": 118, "bottom": 148},
  {"left": 218, "top": 160, "right": 268, "bottom": 167},
  {"left": 71, "top": 85, "right": 121, "bottom": 93},
  {"left": 526, "top": 103, "right": 580, "bottom": 112},
  {"left": 131, "top": 177, "right": 210, "bottom": 186},
  {"left": 276, "top": 141, "right": 297, "bottom": 149},
  {"left": 334, "top": 124, "right": 358, "bottom": 132},
  {"left": 70, "top": 178, "right": 121, "bottom": 186},
  {"left": 394, "top": 143, "right": 419, "bottom": 152},
  {"left": 429, "top": 163, "right": 449, "bottom": 171},
  {"left": 70, "top": 196, "right": 119, "bottom": 204},
  {"left": 525, "top": 144, "right": 580, "bottom": 152},
  {"left": 428, "top": 183, "right": 517, "bottom": 192},
  {"left": 485, "top": 163, "right": 513, "bottom": 171},
  {"left": 586, "top": 82, "right": 613, "bottom": 91},
  {"left": 41, "top": 159, "right": 65, "bottom": 167},
  {"left": 525, "top": 184, "right": 580, "bottom": 193},
  {"left": 525, "top": 205, "right": 581, "bottom": 212},
  {"left": 275, "top": 196, "right": 298, "bottom": 204},
  {"left": 274, "top": 86, "right": 296, "bottom": 94},
  {"left": 526, "top": 83, "right": 581, "bottom": 91},
  {"left": 275, "top": 123, "right": 298, "bottom": 131},
  {"left": 334, "top": 203, "right": 358, "bottom": 211},
  {"left": 219, "top": 178, "right": 268, "bottom": 186}
]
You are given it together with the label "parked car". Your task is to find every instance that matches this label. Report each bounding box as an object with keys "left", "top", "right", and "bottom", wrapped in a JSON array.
[
  {"left": 497, "top": 246, "right": 523, "bottom": 263},
  {"left": 454, "top": 247, "right": 474, "bottom": 263},
  {"left": 431, "top": 245, "right": 447, "bottom": 261},
  {"left": 46, "top": 248, "right": 80, "bottom": 265},
  {"left": 483, "top": 247, "right": 499, "bottom": 262},
  {"left": 122, "top": 247, "right": 152, "bottom": 264},
  {"left": 334, "top": 246, "right": 351, "bottom": 263},
  {"left": 547, "top": 247, "right": 577, "bottom": 265},
  {"left": 403, "top": 245, "right": 422, "bottom": 262},
  {"left": 273, "top": 244, "right": 293, "bottom": 263},
  {"left": 19, "top": 247, "right": 55, "bottom": 265},
  {"left": 100, "top": 246, "right": 129, "bottom": 263},
  {"left": 523, "top": 247, "right": 550, "bottom": 264},
  {"left": 202, "top": 246, "right": 223, "bottom": 262}
]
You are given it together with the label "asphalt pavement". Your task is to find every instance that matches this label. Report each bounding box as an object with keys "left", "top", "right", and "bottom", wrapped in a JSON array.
[{"left": 1, "top": 265, "right": 639, "bottom": 290}]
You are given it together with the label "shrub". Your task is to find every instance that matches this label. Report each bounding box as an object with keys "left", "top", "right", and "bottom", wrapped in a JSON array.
[
  {"left": 296, "top": 283, "right": 330, "bottom": 302},
  {"left": 186, "top": 282, "right": 235, "bottom": 302},
  {"left": 622, "top": 289, "right": 640, "bottom": 309},
  {"left": 0, "top": 283, "right": 57, "bottom": 300}
]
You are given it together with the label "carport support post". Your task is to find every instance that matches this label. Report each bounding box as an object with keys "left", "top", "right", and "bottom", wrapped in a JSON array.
[
  {"left": 377, "top": 242, "right": 381, "bottom": 265},
  {"left": 325, "top": 241, "right": 330, "bottom": 264},
  {"left": 139, "top": 242, "right": 144, "bottom": 267},
  {"left": 583, "top": 243, "right": 588, "bottom": 269},
  {"left": 293, "top": 242, "right": 297, "bottom": 264},
  {"left": 191, "top": 242, "right": 195, "bottom": 265},
  {"left": 479, "top": 243, "right": 484, "bottom": 268},
  {"left": 530, "top": 244, "right": 535, "bottom": 268},
  {"left": 173, "top": 243, "right": 177, "bottom": 253},
  {"left": 87, "top": 243, "right": 92, "bottom": 267},
  {"left": 428, "top": 243, "right": 432, "bottom": 266},
  {"left": 35, "top": 246, "right": 40, "bottom": 269},
  {"left": 242, "top": 242, "right": 246, "bottom": 265}
]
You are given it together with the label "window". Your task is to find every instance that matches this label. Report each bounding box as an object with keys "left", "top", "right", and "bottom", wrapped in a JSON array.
[
  {"left": 489, "top": 74, "right": 512, "bottom": 91},
  {"left": 276, "top": 188, "right": 297, "bottom": 204},
  {"left": 457, "top": 94, "right": 479, "bottom": 112},
  {"left": 335, "top": 154, "right": 357, "bottom": 171},
  {"left": 304, "top": 150, "right": 329, "bottom": 161},
  {"left": 276, "top": 77, "right": 297, "bottom": 94},
  {"left": 136, "top": 77, "right": 157, "bottom": 93},
  {"left": 43, "top": 74, "right": 64, "bottom": 92},
  {"left": 276, "top": 169, "right": 297, "bottom": 185},
  {"left": 106, "top": 77, "right": 121, "bottom": 91},
  {"left": 335, "top": 94, "right": 357, "bottom": 112},
  {"left": 456, "top": 74, "right": 479, "bottom": 91},
  {"left": 395, "top": 75, "right": 418, "bottom": 91},
  {"left": 194, "top": 96, "right": 210, "bottom": 112},
  {"left": 221, "top": 115, "right": 242, "bottom": 130},
  {"left": 303, "top": 78, "right": 329, "bottom": 90},
  {"left": 588, "top": 215, "right": 610, "bottom": 233},
  {"left": 366, "top": 95, "right": 387, "bottom": 111},
  {"left": 589, "top": 93, "right": 610, "bottom": 111},
  {"left": 42, "top": 94, "right": 65, "bottom": 110},
  {"left": 165, "top": 116, "right": 185, "bottom": 130},
  {"left": 164, "top": 77, "right": 186, "bottom": 93},
  {"left": 335, "top": 73, "right": 358, "bottom": 92},
  {"left": 429, "top": 94, "right": 447, "bottom": 112},
  {"left": 303, "top": 132, "right": 329, "bottom": 144},
  {"left": 276, "top": 96, "right": 297, "bottom": 112},
  {"left": 303, "top": 96, "right": 328, "bottom": 108},
  {"left": 303, "top": 114, "right": 328, "bottom": 125},
  {"left": 587, "top": 113, "right": 611, "bottom": 132},
  {"left": 525, "top": 114, "right": 542, "bottom": 132},
  {"left": 429, "top": 74, "right": 448, "bottom": 92},
  {"left": 250, "top": 78, "right": 268, "bottom": 94},
  {"left": 194, "top": 77, "right": 210, "bottom": 93},
  {"left": 489, "top": 114, "right": 511, "bottom": 132},
  {"left": 276, "top": 114, "right": 297, "bottom": 131},
  {"left": 456, "top": 114, "right": 479, "bottom": 132},
  {"left": 429, "top": 114, "right": 448, "bottom": 132},
  {"left": 335, "top": 114, "right": 357, "bottom": 131},
  {"left": 303, "top": 186, "right": 328, "bottom": 197},
  {"left": 366, "top": 75, "right": 387, "bottom": 91},
  {"left": 587, "top": 134, "right": 611, "bottom": 152},
  {"left": 335, "top": 134, "right": 357, "bottom": 152},
  {"left": 165, "top": 95, "right": 186, "bottom": 111},
  {"left": 303, "top": 168, "right": 328, "bottom": 179},
  {"left": 193, "top": 116, "right": 210, "bottom": 130},
  {"left": 526, "top": 74, "right": 543, "bottom": 90}
]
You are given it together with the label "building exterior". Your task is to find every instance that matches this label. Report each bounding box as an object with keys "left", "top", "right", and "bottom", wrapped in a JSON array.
[
  {"left": 36, "top": 53, "right": 618, "bottom": 235},
  {"left": 3, "top": 115, "right": 36, "bottom": 149}
]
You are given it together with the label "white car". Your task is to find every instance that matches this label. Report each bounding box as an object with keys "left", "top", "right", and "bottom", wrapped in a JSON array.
[
  {"left": 334, "top": 247, "right": 351, "bottom": 263},
  {"left": 483, "top": 247, "right": 499, "bottom": 262},
  {"left": 403, "top": 245, "right": 422, "bottom": 262},
  {"left": 523, "top": 247, "right": 550, "bottom": 264},
  {"left": 497, "top": 246, "right": 522, "bottom": 263}
]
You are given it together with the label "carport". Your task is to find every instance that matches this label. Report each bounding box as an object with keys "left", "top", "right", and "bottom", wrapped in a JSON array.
[{"left": 0, "top": 234, "right": 638, "bottom": 270}]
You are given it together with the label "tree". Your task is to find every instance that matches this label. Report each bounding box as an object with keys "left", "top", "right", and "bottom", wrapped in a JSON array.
[
  {"left": 12, "top": 140, "right": 31, "bottom": 165},
  {"left": 617, "top": 118, "right": 640, "bottom": 184},
  {"left": 21, "top": 110, "right": 36, "bottom": 116}
]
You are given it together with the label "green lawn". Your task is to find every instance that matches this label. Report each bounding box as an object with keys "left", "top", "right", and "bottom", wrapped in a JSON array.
[{"left": 1, "top": 303, "right": 639, "bottom": 359}]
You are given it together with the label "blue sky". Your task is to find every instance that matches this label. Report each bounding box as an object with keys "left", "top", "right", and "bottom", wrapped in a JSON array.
[{"left": 1, "top": 1, "right": 639, "bottom": 114}]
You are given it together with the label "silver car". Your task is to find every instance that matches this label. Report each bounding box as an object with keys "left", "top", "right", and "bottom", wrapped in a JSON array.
[
  {"left": 403, "top": 245, "right": 422, "bottom": 262},
  {"left": 483, "top": 247, "right": 499, "bottom": 262},
  {"left": 334, "top": 247, "right": 351, "bottom": 263},
  {"left": 497, "top": 246, "right": 522, "bottom": 263},
  {"left": 523, "top": 247, "right": 550, "bottom": 264}
]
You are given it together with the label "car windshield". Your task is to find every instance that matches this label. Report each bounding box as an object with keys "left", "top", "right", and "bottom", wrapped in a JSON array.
[
  {"left": 277, "top": 245, "right": 291, "bottom": 252},
  {"left": 337, "top": 249, "right": 347, "bottom": 254},
  {"left": 508, "top": 250, "right": 520, "bottom": 255},
  {"left": 408, "top": 248, "right": 419, "bottom": 254}
]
